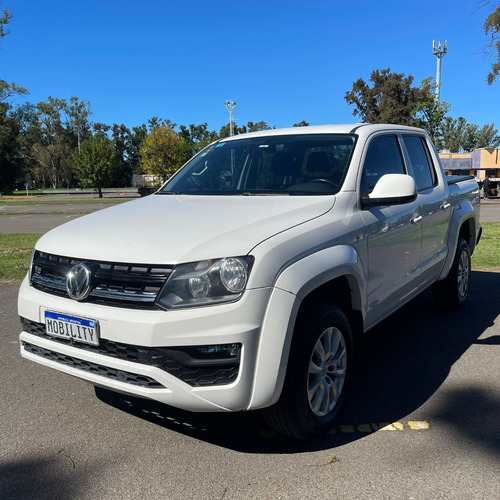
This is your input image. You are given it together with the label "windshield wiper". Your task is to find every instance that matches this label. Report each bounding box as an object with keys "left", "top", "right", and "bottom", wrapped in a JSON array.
[{"left": 240, "top": 191, "right": 290, "bottom": 196}]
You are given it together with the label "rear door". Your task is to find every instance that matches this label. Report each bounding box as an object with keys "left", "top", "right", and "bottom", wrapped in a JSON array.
[{"left": 401, "top": 135, "right": 450, "bottom": 287}]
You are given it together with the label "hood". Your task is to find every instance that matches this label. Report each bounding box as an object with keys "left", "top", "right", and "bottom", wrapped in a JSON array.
[{"left": 36, "top": 194, "right": 335, "bottom": 264}]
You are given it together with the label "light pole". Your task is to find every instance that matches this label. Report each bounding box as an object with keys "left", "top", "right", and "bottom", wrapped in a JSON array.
[
  {"left": 225, "top": 100, "right": 236, "bottom": 136},
  {"left": 432, "top": 40, "right": 447, "bottom": 102}
]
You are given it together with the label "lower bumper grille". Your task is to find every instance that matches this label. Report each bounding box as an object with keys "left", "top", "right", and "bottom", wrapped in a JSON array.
[
  {"left": 22, "top": 318, "right": 240, "bottom": 387},
  {"left": 23, "top": 342, "right": 164, "bottom": 388}
]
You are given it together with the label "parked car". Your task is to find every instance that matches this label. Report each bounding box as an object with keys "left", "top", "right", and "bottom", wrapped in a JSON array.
[
  {"left": 137, "top": 186, "right": 157, "bottom": 197},
  {"left": 18, "top": 124, "right": 481, "bottom": 439}
]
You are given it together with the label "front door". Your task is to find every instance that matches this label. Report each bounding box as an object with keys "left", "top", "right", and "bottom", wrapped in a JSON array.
[{"left": 359, "top": 134, "right": 422, "bottom": 329}]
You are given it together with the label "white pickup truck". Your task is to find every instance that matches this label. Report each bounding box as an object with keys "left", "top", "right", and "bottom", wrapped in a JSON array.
[{"left": 18, "top": 124, "right": 481, "bottom": 439}]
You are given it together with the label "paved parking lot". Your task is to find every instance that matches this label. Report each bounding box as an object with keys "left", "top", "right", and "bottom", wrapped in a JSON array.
[
  {"left": 1, "top": 279, "right": 499, "bottom": 499},
  {"left": 1, "top": 196, "right": 499, "bottom": 234},
  {"left": 0, "top": 193, "right": 139, "bottom": 233},
  {"left": 1, "top": 196, "right": 499, "bottom": 499}
]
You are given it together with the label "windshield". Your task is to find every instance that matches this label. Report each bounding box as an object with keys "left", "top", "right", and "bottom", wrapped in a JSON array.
[{"left": 159, "top": 133, "right": 356, "bottom": 195}]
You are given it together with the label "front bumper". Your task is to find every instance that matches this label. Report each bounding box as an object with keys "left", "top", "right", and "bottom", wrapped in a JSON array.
[{"left": 18, "top": 277, "right": 281, "bottom": 412}]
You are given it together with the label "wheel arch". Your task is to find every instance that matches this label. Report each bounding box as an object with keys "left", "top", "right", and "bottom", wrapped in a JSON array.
[
  {"left": 276, "top": 244, "right": 366, "bottom": 342},
  {"left": 249, "top": 245, "right": 366, "bottom": 410},
  {"left": 457, "top": 214, "right": 477, "bottom": 253},
  {"left": 438, "top": 205, "right": 479, "bottom": 282},
  {"left": 297, "top": 275, "right": 364, "bottom": 343}
]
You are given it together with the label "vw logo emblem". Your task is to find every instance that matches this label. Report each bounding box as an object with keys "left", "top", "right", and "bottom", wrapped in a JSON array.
[{"left": 66, "top": 263, "right": 92, "bottom": 301}]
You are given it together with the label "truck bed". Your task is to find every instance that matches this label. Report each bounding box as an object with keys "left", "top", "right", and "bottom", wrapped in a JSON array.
[{"left": 446, "top": 175, "right": 475, "bottom": 185}]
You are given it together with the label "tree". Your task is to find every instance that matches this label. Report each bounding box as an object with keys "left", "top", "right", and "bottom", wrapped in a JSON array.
[
  {"left": 179, "top": 123, "right": 218, "bottom": 157},
  {"left": 139, "top": 126, "right": 189, "bottom": 182},
  {"left": 484, "top": 2, "right": 500, "bottom": 84},
  {"left": 412, "top": 77, "right": 450, "bottom": 147},
  {"left": 8, "top": 103, "right": 41, "bottom": 188},
  {"left": 217, "top": 120, "right": 273, "bottom": 138},
  {"left": 441, "top": 116, "right": 500, "bottom": 152},
  {"left": 293, "top": 120, "right": 310, "bottom": 127},
  {"left": 344, "top": 68, "right": 430, "bottom": 125},
  {"left": 92, "top": 122, "right": 111, "bottom": 138},
  {"left": 344, "top": 69, "right": 500, "bottom": 151},
  {"left": 148, "top": 117, "right": 177, "bottom": 131},
  {"left": 12, "top": 96, "right": 94, "bottom": 188},
  {"left": 111, "top": 123, "right": 133, "bottom": 187},
  {"left": 126, "top": 124, "right": 148, "bottom": 174},
  {"left": 72, "top": 135, "right": 114, "bottom": 197},
  {"left": 0, "top": 9, "right": 28, "bottom": 103},
  {"left": 441, "top": 117, "right": 464, "bottom": 152},
  {"left": 245, "top": 121, "right": 272, "bottom": 132},
  {"left": 476, "top": 123, "right": 500, "bottom": 147},
  {"left": 219, "top": 122, "right": 245, "bottom": 138},
  {"left": 0, "top": 104, "right": 23, "bottom": 192},
  {"left": 0, "top": 8, "right": 12, "bottom": 40},
  {"left": 65, "top": 96, "right": 92, "bottom": 153},
  {"left": 0, "top": 80, "right": 28, "bottom": 102},
  {"left": 29, "top": 97, "right": 74, "bottom": 188},
  {"left": 0, "top": 8, "right": 26, "bottom": 191}
]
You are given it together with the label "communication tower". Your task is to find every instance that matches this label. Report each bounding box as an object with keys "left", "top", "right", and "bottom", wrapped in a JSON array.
[{"left": 432, "top": 40, "right": 447, "bottom": 102}]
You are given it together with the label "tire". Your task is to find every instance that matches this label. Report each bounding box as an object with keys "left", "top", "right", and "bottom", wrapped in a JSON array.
[
  {"left": 432, "top": 238, "right": 471, "bottom": 309},
  {"left": 262, "top": 301, "right": 353, "bottom": 440}
]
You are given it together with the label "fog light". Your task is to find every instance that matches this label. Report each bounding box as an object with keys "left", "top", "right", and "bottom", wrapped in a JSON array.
[{"left": 196, "top": 343, "right": 240, "bottom": 359}]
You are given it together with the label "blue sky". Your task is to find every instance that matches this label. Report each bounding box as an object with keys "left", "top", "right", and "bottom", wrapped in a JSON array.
[{"left": 2, "top": 0, "right": 499, "bottom": 132}]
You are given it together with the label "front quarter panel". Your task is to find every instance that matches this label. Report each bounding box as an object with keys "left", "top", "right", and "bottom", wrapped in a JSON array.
[{"left": 248, "top": 244, "right": 366, "bottom": 409}]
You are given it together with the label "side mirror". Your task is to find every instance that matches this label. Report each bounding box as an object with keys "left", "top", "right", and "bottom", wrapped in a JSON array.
[{"left": 362, "top": 174, "right": 417, "bottom": 208}]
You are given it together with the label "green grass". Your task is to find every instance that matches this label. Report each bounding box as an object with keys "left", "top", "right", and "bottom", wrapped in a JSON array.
[
  {"left": 0, "top": 234, "right": 42, "bottom": 282},
  {"left": 0, "top": 211, "right": 95, "bottom": 216},
  {"left": 472, "top": 222, "right": 500, "bottom": 271},
  {"left": 0, "top": 198, "right": 131, "bottom": 206},
  {"left": 0, "top": 224, "right": 498, "bottom": 283},
  {"left": 3, "top": 188, "right": 137, "bottom": 197}
]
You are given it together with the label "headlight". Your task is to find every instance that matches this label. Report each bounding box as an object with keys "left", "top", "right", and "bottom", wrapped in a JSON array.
[{"left": 156, "top": 256, "right": 254, "bottom": 309}]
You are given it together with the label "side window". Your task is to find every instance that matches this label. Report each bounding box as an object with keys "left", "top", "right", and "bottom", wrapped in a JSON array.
[
  {"left": 361, "top": 135, "right": 405, "bottom": 195},
  {"left": 402, "top": 136, "right": 436, "bottom": 191}
]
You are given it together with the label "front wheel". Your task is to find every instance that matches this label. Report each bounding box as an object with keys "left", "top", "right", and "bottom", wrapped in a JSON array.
[
  {"left": 262, "top": 301, "right": 353, "bottom": 440},
  {"left": 432, "top": 238, "right": 471, "bottom": 309}
]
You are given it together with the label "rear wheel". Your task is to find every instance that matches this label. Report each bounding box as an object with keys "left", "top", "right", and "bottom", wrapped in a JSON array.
[
  {"left": 263, "top": 301, "right": 353, "bottom": 440},
  {"left": 432, "top": 238, "right": 471, "bottom": 309}
]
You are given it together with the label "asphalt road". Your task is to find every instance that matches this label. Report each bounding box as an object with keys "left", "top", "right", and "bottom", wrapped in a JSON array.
[
  {"left": 0, "top": 193, "right": 139, "bottom": 234},
  {"left": 1, "top": 276, "right": 499, "bottom": 499},
  {"left": 1, "top": 195, "right": 499, "bottom": 499},
  {"left": 1, "top": 196, "right": 500, "bottom": 234}
]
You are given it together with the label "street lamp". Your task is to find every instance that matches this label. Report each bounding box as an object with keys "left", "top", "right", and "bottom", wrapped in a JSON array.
[{"left": 225, "top": 100, "right": 236, "bottom": 136}]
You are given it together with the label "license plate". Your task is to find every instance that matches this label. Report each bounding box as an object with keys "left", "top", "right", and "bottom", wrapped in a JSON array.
[{"left": 45, "top": 311, "right": 99, "bottom": 346}]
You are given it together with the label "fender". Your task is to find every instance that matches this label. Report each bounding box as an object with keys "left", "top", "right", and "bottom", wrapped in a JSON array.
[
  {"left": 248, "top": 244, "right": 366, "bottom": 410},
  {"left": 437, "top": 200, "right": 478, "bottom": 281},
  {"left": 273, "top": 244, "right": 366, "bottom": 306}
]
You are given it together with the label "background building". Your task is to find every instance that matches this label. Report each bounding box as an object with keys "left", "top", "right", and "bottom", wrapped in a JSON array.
[{"left": 439, "top": 148, "right": 500, "bottom": 197}]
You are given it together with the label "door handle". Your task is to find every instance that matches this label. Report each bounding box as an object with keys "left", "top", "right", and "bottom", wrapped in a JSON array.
[
  {"left": 411, "top": 215, "right": 423, "bottom": 224},
  {"left": 441, "top": 203, "right": 451, "bottom": 210}
]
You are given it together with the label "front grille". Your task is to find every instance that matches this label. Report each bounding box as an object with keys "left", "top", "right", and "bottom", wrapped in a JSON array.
[
  {"left": 30, "top": 251, "right": 173, "bottom": 310},
  {"left": 22, "top": 318, "right": 240, "bottom": 387},
  {"left": 23, "top": 342, "right": 164, "bottom": 388}
]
